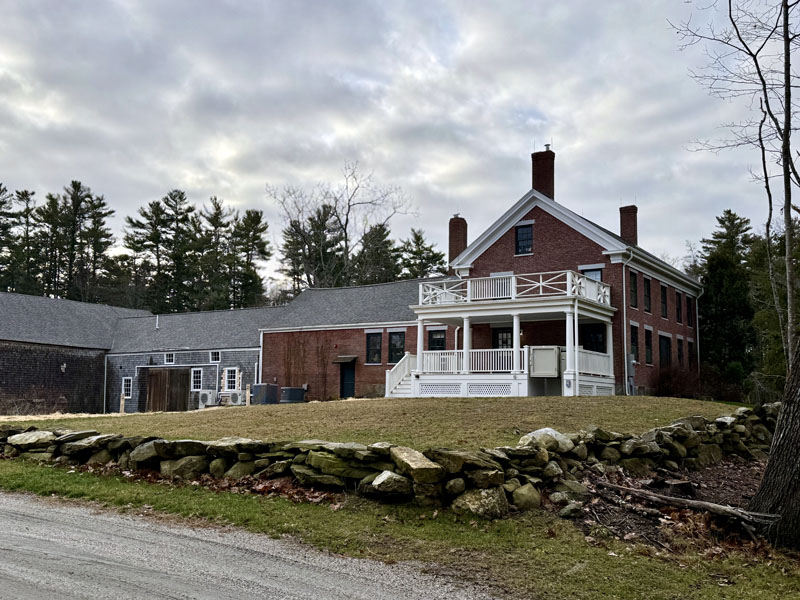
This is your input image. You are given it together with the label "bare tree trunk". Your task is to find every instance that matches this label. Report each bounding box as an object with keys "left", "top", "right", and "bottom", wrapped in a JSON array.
[
  {"left": 782, "top": 0, "right": 795, "bottom": 367},
  {"left": 749, "top": 343, "right": 800, "bottom": 548}
]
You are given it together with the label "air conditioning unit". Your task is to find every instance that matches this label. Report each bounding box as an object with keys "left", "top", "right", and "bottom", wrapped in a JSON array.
[
  {"left": 218, "top": 391, "right": 244, "bottom": 406},
  {"left": 197, "top": 390, "right": 218, "bottom": 409}
]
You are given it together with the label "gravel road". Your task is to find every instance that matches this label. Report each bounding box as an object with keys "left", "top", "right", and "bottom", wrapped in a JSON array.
[{"left": 0, "top": 492, "right": 495, "bottom": 600}]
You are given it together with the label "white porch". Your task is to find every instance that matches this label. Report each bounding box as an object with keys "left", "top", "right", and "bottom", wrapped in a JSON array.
[{"left": 385, "top": 270, "right": 617, "bottom": 398}]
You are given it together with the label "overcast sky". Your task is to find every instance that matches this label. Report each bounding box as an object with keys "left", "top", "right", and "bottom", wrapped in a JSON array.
[{"left": 1, "top": 0, "right": 761, "bottom": 278}]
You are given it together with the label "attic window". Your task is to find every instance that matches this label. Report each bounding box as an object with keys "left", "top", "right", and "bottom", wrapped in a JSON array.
[
  {"left": 210, "top": 351, "right": 220, "bottom": 363},
  {"left": 515, "top": 224, "right": 533, "bottom": 255},
  {"left": 164, "top": 352, "right": 175, "bottom": 364}
]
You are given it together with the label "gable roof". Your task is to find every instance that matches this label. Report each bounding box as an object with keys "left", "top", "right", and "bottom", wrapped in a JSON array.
[
  {"left": 451, "top": 189, "right": 701, "bottom": 294},
  {"left": 260, "top": 278, "right": 441, "bottom": 331},
  {"left": 109, "top": 305, "right": 287, "bottom": 353},
  {"left": 0, "top": 292, "right": 150, "bottom": 350}
]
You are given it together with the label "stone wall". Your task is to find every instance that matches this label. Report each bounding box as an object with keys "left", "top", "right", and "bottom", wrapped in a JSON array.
[{"left": 0, "top": 402, "right": 780, "bottom": 518}]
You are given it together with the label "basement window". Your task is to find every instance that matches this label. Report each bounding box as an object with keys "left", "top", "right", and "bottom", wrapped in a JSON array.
[
  {"left": 165, "top": 352, "right": 175, "bottom": 364},
  {"left": 515, "top": 224, "right": 533, "bottom": 255},
  {"left": 122, "top": 377, "right": 132, "bottom": 399},
  {"left": 210, "top": 351, "right": 220, "bottom": 363}
]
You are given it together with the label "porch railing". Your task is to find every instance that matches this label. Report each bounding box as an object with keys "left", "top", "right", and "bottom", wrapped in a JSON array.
[
  {"left": 577, "top": 348, "right": 613, "bottom": 377},
  {"left": 385, "top": 352, "right": 416, "bottom": 393},
  {"left": 419, "top": 270, "right": 611, "bottom": 306},
  {"left": 420, "top": 348, "right": 527, "bottom": 373}
]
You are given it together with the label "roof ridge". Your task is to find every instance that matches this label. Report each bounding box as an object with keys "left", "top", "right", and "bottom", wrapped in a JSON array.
[
  {"left": 117, "top": 304, "right": 286, "bottom": 321},
  {"left": 302, "top": 276, "right": 447, "bottom": 292}
]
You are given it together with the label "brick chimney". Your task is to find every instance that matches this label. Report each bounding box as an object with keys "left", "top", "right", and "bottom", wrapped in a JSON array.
[
  {"left": 531, "top": 145, "right": 555, "bottom": 199},
  {"left": 619, "top": 205, "right": 638, "bottom": 246},
  {"left": 449, "top": 214, "right": 468, "bottom": 264}
]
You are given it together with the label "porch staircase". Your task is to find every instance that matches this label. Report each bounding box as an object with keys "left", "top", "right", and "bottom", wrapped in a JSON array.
[{"left": 385, "top": 352, "right": 416, "bottom": 398}]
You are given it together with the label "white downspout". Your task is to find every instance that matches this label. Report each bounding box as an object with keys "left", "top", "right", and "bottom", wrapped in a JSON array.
[
  {"left": 258, "top": 331, "right": 264, "bottom": 385},
  {"left": 621, "top": 249, "right": 634, "bottom": 395},
  {"left": 455, "top": 326, "right": 461, "bottom": 350},
  {"left": 695, "top": 287, "right": 704, "bottom": 373}
]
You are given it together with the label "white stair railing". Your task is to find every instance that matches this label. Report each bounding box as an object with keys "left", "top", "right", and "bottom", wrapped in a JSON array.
[{"left": 385, "top": 352, "right": 416, "bottom": 394}]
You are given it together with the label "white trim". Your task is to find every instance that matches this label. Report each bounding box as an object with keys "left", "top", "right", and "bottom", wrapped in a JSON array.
[
  {"left": 451, "top": 189, "right": 625, "bottom": 271},
  {"left": 516, "top": 219, "right": 535, "bottom": 226},
  {"left": 387, "top": 327, "right": 407, "bottom": 332},
  {"left": 122, "top": 377, "right": 132, "bottom": 399},
  {"left": 629, "top": 320, "right": 640, "bottom": 327},
  {"left": 106, "top": 347, "right": 258, "bottom": 357},
  {"left": 210, "top": 351, "right": 221, "bottom": 363},
  {"left": 676, "top": 334, "right": 684, "bottom": 340},
  {"left": 164, "top": 352, "right": 175, "bottom": 364},
  {"left": 191, "top": 368, "right": 203, "bottom": 391},
  {"left": 687, "top": 337, "right": 695, "bottom": 343},
  {"left": 425, "top": 325, "right": 448, "bottom": 331},
  {"left": 260, "top": 320, "right": 418, "bottom": 333},
  {"left": 658, "top": 331, "right": 673, "bottom": 338},
  {"left": 643, "top": 325, "right": 653, "bottom": 331},
  {"left": 606, "top": 248, "right": 701, "bottom": 295},
  {"left": 579, "top": 263, "right": 605, "bottom": 271},
  {"left": 364, "top": 328, "right": 384, "bottom": 334},
  {"left": 490, "top": 271, "right": 514, "bottom": 277},
  {"left": 223, "top": 367, "right": 239, "bottom": 391}
]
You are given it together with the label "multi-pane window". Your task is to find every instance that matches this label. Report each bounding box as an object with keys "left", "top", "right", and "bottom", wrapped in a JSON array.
[
  {"left": 366, "top": 332, "right": 382, "bottom": 364},
  {"left": 659, "top": 334, "right": 672, "bottom": 368},
  {"left": 645, "top": 329, "right": 653, "bottom": 364},
  {"left": 629, "top": 271, "right": 638, "bottom": 308},
  {"left": 676, "top": 291, "right": 683, "bottom": 323},
  {"left": 582, "top": 269, "right": 602, "bottom": 282},
  {"left": 191, "top": 368, "right": 203, "bottom": 391},
  {"left": 660, "top": 284, "right": 668, "bottom": 318},
  {"left": 677, "top": 339, "right": 684, "bottom": 367},
  {"left": 515, "top": 224, "right": 533, "bottom": 255},
  {"left": 688, "top": 341, "right": 696, "bottom": 368},
  {"left": 630, "top": 325, "right": 639, "bottom": 363},
  {"left": 165, "top": 352, "right": 175, "bottom": 364},
  {"left": 388, "top": 331, "right": 406, "bottom": 363},
  {"left": 428, "top": 330, "right": 446, "bottom": 351},
  {"left": 224, "top": 368, "right": 238, "bottom": 391},
  {"left": 687, "top": 296, "right": 695, "bottom": 327},
  {"left": 493, "top": 328, "right": 513, "bottom": 349},
  {"left": 209, "top": 351, "right": 220, "bottom": 363},
  {"left": 643, "top": 278, "right": 652, "bottom": 313},
  {"left": 122, "top": 377, "right": 132, "bottom": 399}
]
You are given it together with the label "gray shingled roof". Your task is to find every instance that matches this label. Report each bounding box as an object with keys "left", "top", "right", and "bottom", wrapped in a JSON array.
[
  {"left": 109, "top": 305, "right": 287, "bottom": 353},
  {"left": 0, "top": 292, "right": 150, "bottom": 349},
  {"left": 262, "top": 278, "right": 441, "bottom": 330}
]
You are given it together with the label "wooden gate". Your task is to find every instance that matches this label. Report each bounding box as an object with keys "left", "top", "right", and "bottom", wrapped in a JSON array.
[{"left": 146, "top": 368, "right": 190, "bottom": 412}]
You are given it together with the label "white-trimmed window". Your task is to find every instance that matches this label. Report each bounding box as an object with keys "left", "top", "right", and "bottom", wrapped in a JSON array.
[
  {"left": 122, "top": 377, "right": 132, "bottom": 399},
  {"left": 165, "top": 352, "right": 175, "bottom": 364},
  {"left": 224, "top": 367, "right": 238, "bottom": 391},
  {"left": 191, "top": 368, "right": 203, "bottom": 391},
  {"left": 210, "top": 351, "right": 220, "bottom": 363}
]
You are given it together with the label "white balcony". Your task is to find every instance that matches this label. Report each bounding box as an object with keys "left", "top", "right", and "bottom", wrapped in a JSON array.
[{"left": 419, "top": 270, "right": 611, "bottom": 307}]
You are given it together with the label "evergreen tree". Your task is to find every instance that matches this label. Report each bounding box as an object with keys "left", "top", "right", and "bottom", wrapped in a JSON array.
[
  {"left": 124, "top": 200, "right": 169, "bottom": 312},
  {"left": 0, "top": 184, "right": 15, "bottom": 291},
  {"left": 9, "top": 190, "right": 41, "bottom": 295},
  {"left": 76, "top": 194, "right": 115, "bottom": 302},
  {"left": 280, "top": 204, "right": 346, "bottom": 289},
  {"left": 701, "top": 209, "right": 754, "bottom": 263},
  {"left": 60, "top": 181, "right": 93, "bottom": 299},
  {"left": 36, "top": 193, "right": 65, "bottom": 296},
  {"left": 198, "top": 196, "right": 234, "bottom": 310},
  {"left": 161, "top": 189, "right": 199, "bottom": 312},
  {"left": 352, "top": 223, "right": 401, "bottom": 285},
  {"left": 399, "top": 228, "right": 446, "bottom": 279},
  {"left": 230, "top": 209, "right": 271, "bottom": 307}
]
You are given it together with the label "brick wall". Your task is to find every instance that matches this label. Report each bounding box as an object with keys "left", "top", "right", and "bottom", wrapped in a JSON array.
[
  {"left": 0, "top": 341, "right": 105, "bottom": 414},
  {"left": 261, "top": 324, "right": 456, "bottom": 400}
]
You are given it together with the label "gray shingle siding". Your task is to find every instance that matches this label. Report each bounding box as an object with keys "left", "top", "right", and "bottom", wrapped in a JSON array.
[{"left": 106, "top": 348, "right": 259, "bottom": 413}]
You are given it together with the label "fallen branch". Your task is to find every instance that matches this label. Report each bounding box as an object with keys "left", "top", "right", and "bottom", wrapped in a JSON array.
[{"left": 596, "top": 481, "right": 780, "bottom": 527}]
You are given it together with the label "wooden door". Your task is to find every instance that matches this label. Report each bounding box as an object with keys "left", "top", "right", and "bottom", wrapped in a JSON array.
[
  {"left": 146, "top": 369, "right": 190, "bottom": 412},
  {"left": 339, "top": 362, "right": 355, "bottom": 398}
]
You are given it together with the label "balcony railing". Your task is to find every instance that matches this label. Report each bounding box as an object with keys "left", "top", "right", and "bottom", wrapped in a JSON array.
[
  {"left": 419, "top": 270, "right": 611, "bottom": 307},
  {"left": 420, "top": 348, "right": 527, "bottom": 373}
]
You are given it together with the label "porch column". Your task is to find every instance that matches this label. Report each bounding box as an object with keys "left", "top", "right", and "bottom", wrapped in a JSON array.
[
  {"left": 606, "top": 320, "right": 614, "bottom": 379},
  {"left": 462, "top": 316, "right": 471, "bottom": 374},
  {"left": 416, "top": 318, "right": 425, "bottom": 372},
  {"left": 574, "top": 307, "right": 580, "bottom": 393},
  {"left": 564, "top": 309, "right": 576, "bottom": 396},
  {"left": 512, "top": 314, "right": 522, "bottom": 373}
]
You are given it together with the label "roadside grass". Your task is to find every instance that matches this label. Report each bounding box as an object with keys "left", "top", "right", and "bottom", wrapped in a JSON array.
[
  {"left": 10, "top": 396, "right": 738, "bottom": 449},
  {"left": 0, "top": 460, "right": 796, "bottom": 600}
]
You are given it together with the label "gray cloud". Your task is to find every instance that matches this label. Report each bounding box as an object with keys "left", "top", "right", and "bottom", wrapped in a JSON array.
[{"left": 0, "top": 0, "right": 768, "bottom": 277}]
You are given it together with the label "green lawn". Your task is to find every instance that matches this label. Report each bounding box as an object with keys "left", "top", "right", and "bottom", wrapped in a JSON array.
[
  {"left": 10, "top": 396, "right": 738, "bottom": 449},
  {"left": 0, "top": 460, "right": 795, "bottom": 600}
]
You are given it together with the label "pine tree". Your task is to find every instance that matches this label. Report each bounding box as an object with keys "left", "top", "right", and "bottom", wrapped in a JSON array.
[
  {"left": 0, "top": 183, "right": 15, "bottom": 291},
  {"left": 279, "top": 204, "right": 346, "bottom": 289},
  {"left": 61, "top": 181, "right": 93, "bottom": 299},
  {"left": 230, "top": 209, "right": 271, "bottom": 307},
  {"left": 352, "top": 223, "right": 401, "bottom": 285},
  {"left": 9, "top": 190, "right": 40, "bottom": 295},
  {"left": 198, "top": 196, "right": 234, "bottom": 310},
  {"left": 161, "top": 189, "right": 199, "bottom": 312},
  {"left": 400, "top": 228, "right": 446, "bottom": 279},
  {"left": 77, "top": 195, "right": 115, "bottom": 302},
  {"left": 124, "top": 200, "right": 169, "bottom": 313},
  {"left": 701, "top": 209, "right": 754, "bottom": 263},
  {"left": 36, "top": 193, "right": 65, "bottom": 296}
]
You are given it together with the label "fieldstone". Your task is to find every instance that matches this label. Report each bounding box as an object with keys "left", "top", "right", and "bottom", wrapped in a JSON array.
[
  {"left": 445, "top": 478, "right": 466, "bottom": 495},
  {"left": 451, "top": 487, "right": 509, "bottom": 519},
  {"left": 466, "top": 469, "right": 505, "bottom": 489},
  {"left": 571, "top": 442, "right": 588, "bottom": 461},
  {"left": 324, "top": 441, "right": 368, "bottom": 459},
  {"left": 206, "top": 437, "right": 267, "bottom": 456},
  {"left": 7, "top": 430, "right": 56, "bottom": 449},
  {"left": 283, "top": 439, "right": 331, "bottom": 453},
  {"left": 503, "top": 478, "right": 522, "bottom": 494},
  {"left": 290, "top": 464, "right": 345, "bottom": 488},
  {"left": 161, "top": 455, "right": 208, "bottom": 479},
  {"left": 600, "top": 446, "right": 621, "bottom": 462},
  {"left": 751, "top": 424, "right": 773, "bottom": 444},
  {"left": 254, "top": 458, "right": 272, "bottom": 469},
  {"left": 672, "top": 416, "right": 707, "bottom": 431},
  {"left": 481, "top": 447, "right": 510, "bottom": 465},
  {"left": 519, "top": 474, "right": 543, "bottom": 486},
  {"left": 371, "top": 470, "right": 413, "bottom": 496},
  {"left": 549, "top": 491, "right": 571, "bottom": 505},
  {"left": 257, "top": 459, "right": 292, "bottom": 478},
  {"left": 559, "top": 501, "right": 584, "bottom": 519},
  {"left": 542, "top": 461, "right": 563, "bottom": 478},
  {"left": 619, "top": 457, "right": 655, "bottom": 477},
  {"left": 53, "top": 455, "right": 79, "bottom": 466},
  {"left": 716, "top": 416, "right": 737, "bottom": 429},
  {"left": 619, "top": 438, "right": 654, "bottom": 456},
  {"left": 19, "top": 451, "right": 53, "bottom": 462},
  {"left": 589, "top": 426, "right": 622, "bottom": 443},
  {"left": 554, "top": 480, "right": 589, "bottom": 495},
  {"left": 751, "top": 448, "right": 770, "bottom": 462},
  {"left": 352, "top": 450, "right": 382, "bottom": 462},
  {"left": 62, "top": 433, "right": 122, "bottom": 455},
  {"left": 3, "top": 445, "right": 19, "bottom": 458},
  {"left": 512, "top": 483, "right": 541, "bottom": 510},
  {"left": 87, "top": 449, "right": 112, "bottom": 465},
  {"left": 681, "top": 432, "right": 702, "bottom": 449},
  {"left": 390, "top": 446, "right": 445, "bottom": 483},
  {"left": 108, "top": 436, "right": 151, "bottom": 452},
  {"left": 519, "top": 428, "right": 574, "bottom": 453},
  {"left": 209, "top": 458, "right": 227, "bottom": 478},
  {"left": 163, "top": 440, "right": 209, "bottom": 457},
  {"left": 695, "top": 444, "right": 723, "bottom": 468},
  {"left": 306, "top": 451, "right": 374, "bottom": 479},
  {"left": 423, "top": 449, "right": 502, "bottom": 474},
  {"left": 118, "top": 450, "right": 131, "bottom": 470},
  {"left": 367, "top": 441, "right": 395, "bottom": 456},
  {"left": 734, "top": 406, "right": 753, "bottom": 418},
  {"left": 663, "top": 439, "right": 687, "bottom": 459},
  {"left": 663, "top": 460, "right": 680, "bottom": 471},
  {"left": 128, "top": 439, "right": 172, "bottom": 462},
  {"left": 223, "top": 461, "right": 255, "bottom": 479},
  {"left": 54, "top": 430, "right": 98, "bottom": 444}
]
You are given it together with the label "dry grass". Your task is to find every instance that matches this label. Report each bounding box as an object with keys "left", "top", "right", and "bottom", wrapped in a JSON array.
[{"left": 10, "top": 396, "right": 737, "bottom": 449}]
